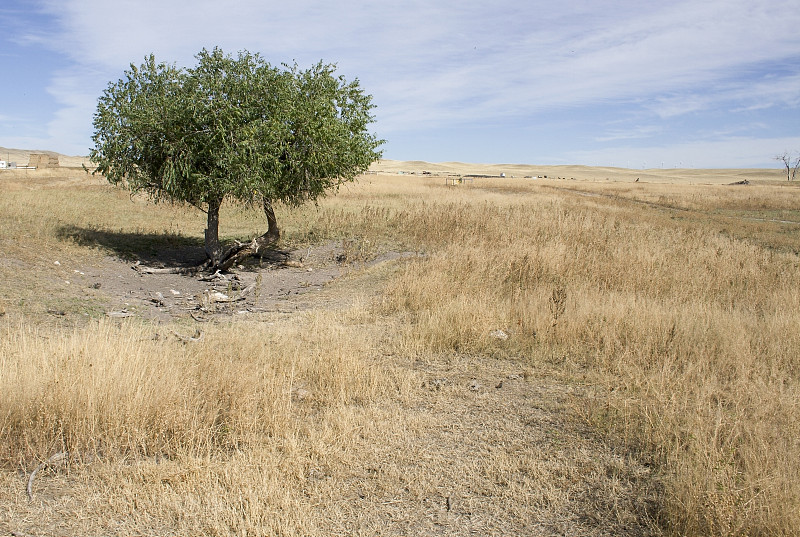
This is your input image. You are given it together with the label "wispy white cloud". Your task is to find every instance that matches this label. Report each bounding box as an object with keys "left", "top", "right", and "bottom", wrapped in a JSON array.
[
  {"left": 41, "top": 1, "right": 800, "bottom": 109},
  {"left": 3, "top": 0, "right": 799, "bottom": 164},
  {"left": 594, "top": 125, "right": 663, "bottom": 143}
]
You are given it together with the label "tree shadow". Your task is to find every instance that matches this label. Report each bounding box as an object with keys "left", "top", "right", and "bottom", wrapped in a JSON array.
[
  {"left": 57, "top": 225, "right": 207, "bottom": 268},
  {"left": 57, "top": 225, "right": 291, "bottom": 269}
]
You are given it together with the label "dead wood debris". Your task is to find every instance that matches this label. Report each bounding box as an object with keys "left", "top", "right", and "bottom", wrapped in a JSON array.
[
  {"left": 27, "top": 451, "right": 68, "bottom": 500},
  {"left": 132, "top": 261, "right": 204, "bottom": 275},
  {"left": 171, "top": 329, "right": 203, "bottom": 342}
]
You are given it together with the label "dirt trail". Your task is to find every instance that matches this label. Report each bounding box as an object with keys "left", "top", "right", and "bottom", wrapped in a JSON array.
[{"left": 307, "top": 355, "right": 659, "bottom": 536}]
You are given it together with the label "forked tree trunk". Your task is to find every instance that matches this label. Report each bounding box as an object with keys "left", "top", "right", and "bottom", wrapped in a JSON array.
[
  {"left": 211, "top": 198, "right": 280, "bottom": 272},
  {"left": 135, "top": 197, "right": 280, "bottom": 275}
]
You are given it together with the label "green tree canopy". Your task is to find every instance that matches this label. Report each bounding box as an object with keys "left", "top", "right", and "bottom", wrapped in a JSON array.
[{"left": 90, "top": 47, "right": 383, "bottom": 271}]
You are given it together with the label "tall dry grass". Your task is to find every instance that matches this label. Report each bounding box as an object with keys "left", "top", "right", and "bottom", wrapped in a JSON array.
[
  {"left": 0, "top": 310, "right": 411, "bottom": 466},
  {"left": 365, "top": 180, "right": 800, "bottom": 536}
]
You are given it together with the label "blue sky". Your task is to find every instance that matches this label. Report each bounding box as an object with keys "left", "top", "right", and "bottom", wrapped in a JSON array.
[{"left": 1, "top": 0, "right": 799, "bottom": 168}]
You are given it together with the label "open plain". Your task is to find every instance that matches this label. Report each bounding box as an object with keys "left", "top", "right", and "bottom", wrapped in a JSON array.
[{"left": 1, "top": 152, "right": 799, "bottom": 536}]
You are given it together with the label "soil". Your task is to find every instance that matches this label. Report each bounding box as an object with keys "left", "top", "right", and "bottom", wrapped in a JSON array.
[{"left": 64, "top": 241, "right": 417, "bottom": 323}]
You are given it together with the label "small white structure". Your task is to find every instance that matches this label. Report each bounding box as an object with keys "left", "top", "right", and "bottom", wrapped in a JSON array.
[{"left": 0, "top": 161, "right": 6, "bottom": 169}]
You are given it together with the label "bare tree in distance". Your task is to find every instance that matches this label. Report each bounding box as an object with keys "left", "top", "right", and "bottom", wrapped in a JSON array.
[{"left": 774, "top": 151, "right": 800, "bottom": 182}]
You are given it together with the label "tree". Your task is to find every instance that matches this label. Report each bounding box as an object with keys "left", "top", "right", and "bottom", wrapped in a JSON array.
[
  {"left": 775, "top": 151, "right": 800, "bottom": 182},
  {"left": 90, "top": 47, "right": 383, "bottom": 272}
]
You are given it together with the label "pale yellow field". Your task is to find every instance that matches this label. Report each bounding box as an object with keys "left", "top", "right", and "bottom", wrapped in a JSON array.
[
  {"left": 371, "top": 158, "right": 786, "bottom": 184},
  {"left": 1, "top": 158, "right": 799, "bottom": 536}
]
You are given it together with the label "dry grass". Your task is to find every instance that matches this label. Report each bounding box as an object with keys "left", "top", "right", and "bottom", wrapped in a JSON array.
[
  {"left": 0, "top": 311, "right": 407, "bottom": 464},
  {"left": 371, "top": 176, "right": 800, "bottom": 536},
  {"left": 2, "top": 166, "right": 799, "bottom": 535}
]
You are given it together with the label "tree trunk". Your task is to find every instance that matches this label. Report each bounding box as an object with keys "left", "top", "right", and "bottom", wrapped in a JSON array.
[
  {"left": 212, "top": 198, "right": 280, "bottom": 272},
  {"left": 261, "top": 198, "right": 280, "bottom": 244},
  {"left": 134, "top": 197, "right": 280, "bottom": 274},
  {"left": 205, "top": 196, "right": 223, "bottom": 266}
]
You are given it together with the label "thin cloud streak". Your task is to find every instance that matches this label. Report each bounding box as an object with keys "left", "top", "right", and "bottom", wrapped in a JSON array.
[
  {"left": 567, "top": 136, "right": 800, "bottom": 169},
  {"left": 3, "top": 0, "right": 799, "bottom": 165}
]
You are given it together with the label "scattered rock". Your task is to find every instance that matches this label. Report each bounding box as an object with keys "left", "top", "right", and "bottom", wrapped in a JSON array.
[
  {"left": 107, "top": 310, "right": 134, "bottom": 318},
  {"left": 489, "top": 329, "right": 509, "bottom": 340},
  {"left": 424, "top": 378, "right": 449, "bottom": 390},
  {"left": 171, "top": 329, "right": 203, "bottom": 342}
]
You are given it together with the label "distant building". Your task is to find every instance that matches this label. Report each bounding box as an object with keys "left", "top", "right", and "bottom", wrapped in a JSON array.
[
  {"left": 0, "top": 161, "right": 6, "bottom": 169},
  {"left": 27, "top": 153, "right": 60, "bottom": 168}
]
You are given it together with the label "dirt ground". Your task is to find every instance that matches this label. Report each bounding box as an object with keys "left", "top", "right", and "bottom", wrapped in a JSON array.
[{"left": 65, "top": 241, "right": 414, "bottom": 323}]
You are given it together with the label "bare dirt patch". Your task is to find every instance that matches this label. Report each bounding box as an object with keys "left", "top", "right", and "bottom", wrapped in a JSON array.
[
  {"left": 308, "top": 355, "right": 660, "bottom": 536},
  {"left": 49, "top": 241, "right": 415, "bottom": 323}
]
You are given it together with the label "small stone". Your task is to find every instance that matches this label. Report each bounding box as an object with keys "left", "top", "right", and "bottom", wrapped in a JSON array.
[
  {"left": 490, "top": 329, "right": 509, "bottom": 340},
  {"left": 425, "top": 378, "right": 448, "bottom": 390},
  {"left": 293, "top": 388, "right": 311, "bottom": 401}
]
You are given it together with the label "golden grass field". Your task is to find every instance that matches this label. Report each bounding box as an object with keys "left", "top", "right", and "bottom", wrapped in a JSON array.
[{"left": 1, "top": 154, "right": 799, "bottom": 535}]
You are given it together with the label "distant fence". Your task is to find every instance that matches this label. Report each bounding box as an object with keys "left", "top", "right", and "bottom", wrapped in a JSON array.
[{"left": 445, "top": 176, "right": 473, "bottom": 186}]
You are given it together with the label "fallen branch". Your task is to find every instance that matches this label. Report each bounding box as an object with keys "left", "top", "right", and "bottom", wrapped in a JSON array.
[
  {"left": 171, "top": 329, "right": 203, "bottom": 342},
  {"left": 239, "top": 283, "right": 256, "bottom": 299},
  {"left": 198, "top": 270, "right": 227, "bottom": 282},
  {"left": 132, "top": 259, "right": 210, "bottom": 275},
  {"left": 27, "top": 452, "right": 68, "bottom": 500}
]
